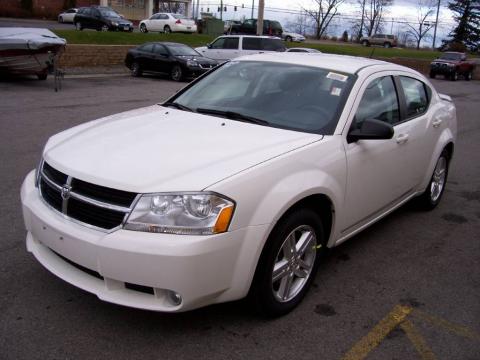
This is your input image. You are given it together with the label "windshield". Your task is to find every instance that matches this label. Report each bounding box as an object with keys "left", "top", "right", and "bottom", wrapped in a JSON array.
[
  {"left": 440, "top": 52, "right": 462, "bottom": 60},
  {"left": 168, "top": 44, "right": 199, "bottom": 56},
  {"left": 171, "top": 61, "right": 355, "bottom": 134},
  {"left": 99, "top": 9, "right": 121, "bottom": 18}
]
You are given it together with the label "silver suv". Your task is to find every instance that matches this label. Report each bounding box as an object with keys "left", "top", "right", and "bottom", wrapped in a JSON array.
[{"left": 360, "top": 34, "right": 397, "bottom": 48}]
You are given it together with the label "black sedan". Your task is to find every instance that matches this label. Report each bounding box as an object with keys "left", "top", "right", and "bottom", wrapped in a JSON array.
[{"left": 125, "top": 42, "right": 218, "bottom": 81}]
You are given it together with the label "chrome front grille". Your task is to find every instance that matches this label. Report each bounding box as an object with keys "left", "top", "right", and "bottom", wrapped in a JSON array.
[{"left": 38, "top": 161, "right": 138, "bottom": 231}]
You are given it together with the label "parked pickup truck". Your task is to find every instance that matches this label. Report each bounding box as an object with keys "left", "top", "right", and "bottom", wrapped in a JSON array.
[
  {"left": 228, "top": 18, "right": 282, "bottom": 37},
  {"left": 430, "top": 52, "right": 476, "bottom": 81}
]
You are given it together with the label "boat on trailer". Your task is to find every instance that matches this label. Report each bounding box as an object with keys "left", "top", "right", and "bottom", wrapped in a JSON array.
[{"left": 0, "top": 28, "right": 66, "bottom": 80}]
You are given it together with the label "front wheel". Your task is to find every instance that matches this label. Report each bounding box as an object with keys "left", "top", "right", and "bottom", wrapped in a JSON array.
[
  {"left": 416, "top": 149, "right": 449, "bottom": 210},
  {"left": 429, "top": 71, "right": 436, "bottom": 79},
  {"left": 249, "top": 208, "right": 326, "bottom": 317},
  {"left": 285, "top": 36, "right": 292, "bottom": 42},
  {"left": 58, "top": 16, "right": 64, "bottom": 23},
  {"left": 362, "top": 40, "right": 369, "bottom": 46},
  {"left": 450, "top": 70, "right": 458, "bottom": 81},
  {"left": 101, "top": 24, "right": 109, "bottom": 32},
  {"left": 170, "top": 65, "right": 183, "bottom": 81},
  {"left": 465, "top": 71, "right": 472, "bottom": 81},
  {"left": 75, "top": 22, "right": 83, "bottom": 31},
  {"left": 131, "top": 62, "right": 142, "bottom": 77},
  {"left": 140, "top": 23, "right": 148, "bottom": 33},
  {"left": 383, "top": 42, "right": 391, "bottom": 48}
]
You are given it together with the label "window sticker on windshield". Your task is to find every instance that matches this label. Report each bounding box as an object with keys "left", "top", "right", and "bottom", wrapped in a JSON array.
[
  {"left": 326, "top": 72, "right": 348, "bottom": 82},
  {"left": 331, "top": 87, "right": 342, "bottom": 96}
]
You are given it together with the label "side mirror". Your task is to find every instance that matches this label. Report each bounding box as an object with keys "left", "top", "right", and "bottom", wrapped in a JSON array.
[
  {"left": 207, "top": 43, "right": 212, "bottom": 49},
  {"left": 347, "top": 118, "right": 394, "bottom": 143}
]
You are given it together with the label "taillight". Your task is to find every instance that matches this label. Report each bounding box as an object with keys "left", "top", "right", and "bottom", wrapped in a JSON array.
[{"left": 175, "top": 19, "right": 181, "bottom": 24}]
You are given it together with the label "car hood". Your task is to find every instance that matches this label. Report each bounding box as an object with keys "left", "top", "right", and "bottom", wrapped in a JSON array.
[
  {"left": 432, "top": 59, "right": 457, "bottom": 64},
  {"left": 106, "top": 17, "right": 132, "bottom": 25},
  {"left": 174, "top": 55, "right": 217, "bottom": 64},
  {"left": 43, "top": 106, "right": 322, "bottom": 193}
]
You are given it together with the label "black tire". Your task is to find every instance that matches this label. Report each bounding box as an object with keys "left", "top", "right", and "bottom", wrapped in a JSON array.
[
  {"left": 131, "top": 62, "right": 142, "bottom": 77},
  {"left": 58, "top": 16, "right": 64, "bottom": 23},
  {"left": 383, "top": 42, "right": 391, "bottom": 48},
  {"left": 285, "top": 36, "right": 292, "bottom": 42},
  {"left": 465, "top": 71, "right": 472, "bottom": 81},
  {"left": 37, "top": 73, "right": 48, "bottom": 80},
  {"left": 75, "top": 22, "right": 83, "bottom": 31},
  {"left": 249, "top": 208, "right": 326, "bottom": 317},
  {"left": 140, "top": 23, "right": 148, "bottom": 33},
  {"left": 450, "top": 70, "right": 458, "bottom": 81},
  {"left": 416, "top": 149, "right": 450, "bottom": 210},
  {"left": 164, "top": 25, "right": 171, "bottom": 34},
  {"left": 362, "top": 40, "right": 369, "bottom": 46},
  {"left": 100, "top": 24, "right": 109, "bottom": 32},
  {"left": 429, "top": 71, "right": 436, "bottom": 79},
  {"left": 170, "top": 64, "right": 183, "bottom": 81}
]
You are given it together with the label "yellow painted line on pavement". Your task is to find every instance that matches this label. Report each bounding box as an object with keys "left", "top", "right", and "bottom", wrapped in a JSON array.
[
  {"left": 412, "top": 309, "right": 480, "bottom": 342},
  {"left": 400, "top": 319, "right": 437, "bottom": 360},
  {"left": 342, "top": 305, "right": 413, "bottom": 360}
]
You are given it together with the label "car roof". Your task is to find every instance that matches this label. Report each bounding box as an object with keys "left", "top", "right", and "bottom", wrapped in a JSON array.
[
  {"left": 217, "top": 35, "right": 281, "bottom": 39},
  {"left": 234, "top": 53, "right": 409, "bottom": 75}
]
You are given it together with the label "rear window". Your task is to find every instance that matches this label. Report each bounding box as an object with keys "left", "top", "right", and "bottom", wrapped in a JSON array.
[
  {"left": 269, "top": 21, "right": 282, "bottom": 30},
  {"left": 262, "top": 38, "right": 286, "bottom": 51},
  {"left": 243, "top": 37, "right": 262, "bottom": 50}
]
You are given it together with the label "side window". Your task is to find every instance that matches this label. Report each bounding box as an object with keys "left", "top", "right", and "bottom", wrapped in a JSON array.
[
  {"left": 223, "top": 37, "right": 239, "bottom": 49},
  {"left": 355, "top": 76, "right": 400, "bottom": 127},
  {"left": 211, "top": 38, "right": 225, "bottom": 49},
  {"left": 154, "top": 44, "right": 168, "bottom": 55},
  {"left": 139, "top": 43, "right": 154, "bottom": 53},
  {"left": 262, "top": 38, "right": 286, "bottom": 51},
  {"left": 244, "top": 19, "right": 255, "bottom": 27},
  {"left": 243, "top": 37, "right": 262, "bottom": 50},
  {"left": 160, "top": 14, "right": 169, "bottom": 20},
  {"left": 399, "top": 76, "right": 428, "bottom": 118}
]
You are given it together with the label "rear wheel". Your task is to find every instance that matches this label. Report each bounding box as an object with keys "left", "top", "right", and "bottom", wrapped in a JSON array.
[
  {"left": 416, "top": 149, "right": 449, "bottom": 210},
  {"left": 164, "top": 25, "right": 171, "bottom": 34},
  {"left": 362, "top": 40, "right": 369, "bottom": 46},
  {"left": 170, "top": 65, "right": 183, "bottom": 81},
  {"left": 140, "top": 23, "right": 148, "bottom": 33},
  {"left": 249, "top": 208, "right": 326, "bottom": 317},
  {"left": 285, "top": 36, "right": 292, "bottom": 42},
  {"left": 75, "top": 22, "right": 83, "bottom": 31},
  {"left": 37, "top": 73, "right": 47, "bottom": 80},
  {"left": 58, "top": 16, "right": 64, "bottom": 23},
  {"left": 465, "top": 71, "right": 472, "bottom": 81},
  {"left": 101, "top": 24, "right": 109, "bottom": 32},
  {"left": 131, "top": 62, "right": 142, "bottom": 77},
  {"left": 383, "top": 42, "right": 391, "bottom": 48}
]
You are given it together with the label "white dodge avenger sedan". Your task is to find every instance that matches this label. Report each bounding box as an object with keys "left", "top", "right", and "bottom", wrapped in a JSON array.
[{"left": 21, "top": 54, "right": 456, "bottom": 316}]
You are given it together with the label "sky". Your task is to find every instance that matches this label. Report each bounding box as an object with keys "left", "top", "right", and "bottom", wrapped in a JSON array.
[{"left": 193, "top": 0, "right": 456, "bottom": 45}]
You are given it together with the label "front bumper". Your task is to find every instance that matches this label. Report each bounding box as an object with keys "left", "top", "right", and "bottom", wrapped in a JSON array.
[
  {"left": 430, "top": 64, "right": 456, "bottom": 75},
  {"left": 21, "top": 170, "right": 267, "bottom": 311}
]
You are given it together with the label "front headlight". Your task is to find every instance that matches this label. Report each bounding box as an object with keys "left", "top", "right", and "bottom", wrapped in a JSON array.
[
  {"left": 111, "top": 21, "right": 119, "bottom": 26},
  {"left": 124, "top": 192, "right": 235, "bottom": 235},
  {"left": 187, "top": 59, "right": 199, "bottom": 67}
]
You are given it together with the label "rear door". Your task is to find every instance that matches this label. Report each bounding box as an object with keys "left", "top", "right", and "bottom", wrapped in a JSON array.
[
  {"left": 241, "top": 37, "right": 263, "bottom": 56},
  {"left": 152, "top": 44, "right": 172, "bottom": 73}
]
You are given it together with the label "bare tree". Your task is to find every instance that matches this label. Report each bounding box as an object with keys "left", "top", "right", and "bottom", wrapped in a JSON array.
[
  {"left": 353, "top": 0, "right": 393, "bottom": 40},
  {"left": 405, "top": 0, "right": 436, "bottom": 49},
  {"left": 303, "top": 0, "right": 347, "bottom": 39}
]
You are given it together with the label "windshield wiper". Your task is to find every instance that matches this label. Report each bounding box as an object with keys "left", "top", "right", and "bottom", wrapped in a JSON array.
[
  {"left": 162, "top": 102, "right": 195, "bottom": 112},
  {"left": 196, "top": 108, "right": 270, "bottom": 126}
]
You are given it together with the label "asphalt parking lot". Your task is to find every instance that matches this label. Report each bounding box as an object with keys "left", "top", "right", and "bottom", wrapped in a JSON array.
[{"left": 0, "top": 74, "right": 479, "bottom": 360}]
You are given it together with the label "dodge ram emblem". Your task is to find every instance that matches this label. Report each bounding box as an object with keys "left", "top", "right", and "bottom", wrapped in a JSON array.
[{"left": 61, "top": 184, "right": 72, "bottom": 200}]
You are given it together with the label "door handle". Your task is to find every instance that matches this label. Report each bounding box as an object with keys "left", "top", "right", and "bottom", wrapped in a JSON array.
[
  {"left": 432, "top": 118, "right": 442, "bottom": 128},
  {"left": 395, "top": 134, "right": 409, "bottom": 144}
]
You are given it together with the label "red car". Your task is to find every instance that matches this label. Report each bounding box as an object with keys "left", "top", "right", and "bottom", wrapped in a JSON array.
[{"left": 430, "top": 52, "right": 476, "bottom": 81}]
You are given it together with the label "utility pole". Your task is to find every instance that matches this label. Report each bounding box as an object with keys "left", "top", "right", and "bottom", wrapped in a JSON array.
[
  {"left": 251, "top": 0, "right": 254, "bottom": 19},
  {"left": 432, "top": 0, "right": 441, "bottom": 49},
  {"left": 196, "top": 0, "right": 200, "bottom": 19},
  {"left": 220, "top": 0, "right": 223, "bottom": 20},
  {"left": 256, "top": 0, "right": 264, "bottom": 35}
]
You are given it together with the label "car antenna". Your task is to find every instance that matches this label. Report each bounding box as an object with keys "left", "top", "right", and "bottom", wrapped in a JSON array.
[{"left": 369, "top": 47, "right": 376, "bottom": 59}]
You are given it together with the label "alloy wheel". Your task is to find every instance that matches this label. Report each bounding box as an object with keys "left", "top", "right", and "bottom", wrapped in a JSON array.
[
  {"left": 271, "top": 225, "right": 317, "bottom": 303},
  {"left": 430, "top": 156, "right": 447, "bottom": 203}
]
